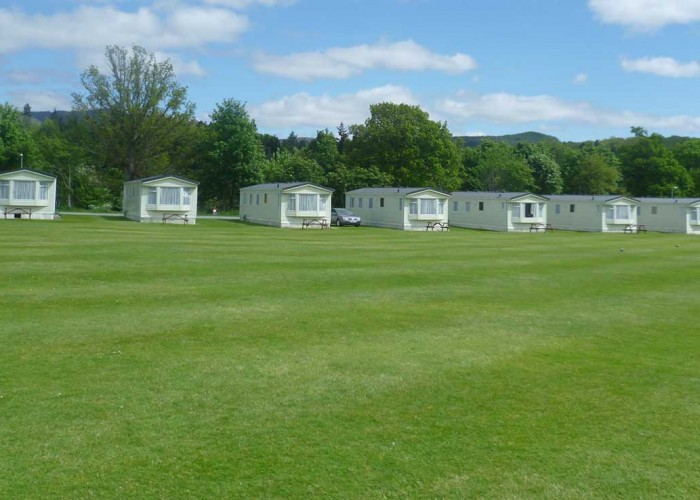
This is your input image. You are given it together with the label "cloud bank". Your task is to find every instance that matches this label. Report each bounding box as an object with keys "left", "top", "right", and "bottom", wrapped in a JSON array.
[{"left": 253, "top": 40, "right": 477, "bottom": 80}]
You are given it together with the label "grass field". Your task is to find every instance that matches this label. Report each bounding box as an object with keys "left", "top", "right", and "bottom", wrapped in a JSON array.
[{"left": 2, "top": 216, "right": 699, "bottom": 498}]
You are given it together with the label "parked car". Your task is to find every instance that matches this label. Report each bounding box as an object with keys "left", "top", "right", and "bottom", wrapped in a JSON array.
[{"left": 331, "top": 208, "right": 361, "bottom": 227}]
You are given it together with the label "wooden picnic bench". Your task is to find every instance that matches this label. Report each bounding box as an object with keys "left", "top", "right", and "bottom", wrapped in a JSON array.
[
  {"left": 3, "top": 207, "right": 32, "bottom": 219},
  {"left": 624, "top": 224, "right": 646, "bottom": 234},
  {"left": 530, "top": 223, "right": 554, "bottom": 232},
  {"left": 302, "top": 218, "right": 328, "bottom": 229},
  {"left": 426, "top": 221, "right": 449, "bottom": 231},
  {"left": 162, "top": 213, "right": 189, "bottom": 224}
]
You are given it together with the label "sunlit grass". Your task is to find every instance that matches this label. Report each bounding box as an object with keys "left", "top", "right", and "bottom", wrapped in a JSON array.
[{"left": 1, "top": 217, "right": 699, "bottom": 497}]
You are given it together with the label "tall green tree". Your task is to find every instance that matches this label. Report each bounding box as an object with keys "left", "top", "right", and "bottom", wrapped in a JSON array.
[
  {"left": 304, "top": 129, "right": 340, "bottom": 171},
  {"left": 467, "top": 140, "right": 533, "bottom": 192},
  {"left": 72, "top": 45, "right": 195, "bottom": 180},
  {"left": 528, "top": 152, "right": 563, "bottom": 194},
  {"left": 347, "top": 103, "right": 462, "bottom": 190},
  {"left": 263, "top": 149, "right": 325, "bottom": 185},
  {"left": 0, "top": 103, "right": 36, "bottom": 170},
  {"left": 516, "top": 145, "right": 563, "bottom": 194},
  {"left": 568, "top": 153, "right": 621, "bottom": 195},
  {"left": 259, "top": 133, "right": 282, "bottom": 159},
  {"left": 672, "top": 139, "right": 700, "bottom": 196},
  {"left": 202, "top": 99, "right": 265, "bottom": 210},
  {"left": 619, "top": 133, "right": 693, "bottom": 196}
]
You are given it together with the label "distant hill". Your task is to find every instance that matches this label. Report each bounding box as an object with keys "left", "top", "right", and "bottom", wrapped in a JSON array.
[
  {"left": 453, "top": 131, "right": 560, "bottom": 147},
  {"left": 29, "top": 110, "right": 74, "bottom": 121}
]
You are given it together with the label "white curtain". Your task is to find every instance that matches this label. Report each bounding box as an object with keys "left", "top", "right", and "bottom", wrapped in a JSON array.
[
  {"left": 287, "top": 194, "right": 296, "bottom": 211},
  {"left": 13, "top": 181, "right": 35, "bottom": 200},
  {"left": 319, "top": 195, "right": 327, "bottom": 211},
  {"left": 160, "top": 187, "right": 180, "bottom": 205},
  {"left": 420, "top": 199, "right": 437, "bottom": 215},
  {"left": 0, "top": 181, "right": 9, "bottom": 199},
  {"left": 39, "top": 182, "right": 50, "bottom": 200},
  {"left": 409, "top": 199, "right": 418, "bottom": 215},
  {"left": 616, "top": 205, "right": 629, "bottom": 219},
  {"left": 183, "top": 188, "right": 192, "bottom": 206},
  {"left": 605, "top": 207, "right": 614, "bottom": 219},
  {"left": 512, "top": 204, "right": 521, "bottom": 218},
  {"left": 299, "top": 194, "right": 318, "bottom": 211},
  {"left": 148, "top": 188, "right": 157, "bottom": 205}
]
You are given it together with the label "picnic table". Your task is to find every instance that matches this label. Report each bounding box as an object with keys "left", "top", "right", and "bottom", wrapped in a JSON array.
[{"left": 302, "top": 218, "right": 328, "bottom": 229}]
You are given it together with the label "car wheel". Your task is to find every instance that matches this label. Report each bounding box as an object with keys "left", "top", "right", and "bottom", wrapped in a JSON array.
[
  {"left": 336, "top": 219, "right": 342, "bottom": 227},
  {"left": 355, "top": 223, "right": 361, "bottom": 227}
]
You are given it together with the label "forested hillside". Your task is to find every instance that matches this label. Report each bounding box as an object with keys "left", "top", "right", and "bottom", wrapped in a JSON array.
[{"left": 2, "top": 46, "right": 698, "bottom": 211}]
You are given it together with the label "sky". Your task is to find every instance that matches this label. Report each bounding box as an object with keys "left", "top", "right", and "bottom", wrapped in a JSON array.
[{"left": 3, "top": 0, "right": 700, "bottom": 141}]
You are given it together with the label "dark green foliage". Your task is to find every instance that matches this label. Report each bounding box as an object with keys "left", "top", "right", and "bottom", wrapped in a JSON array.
[
  {"left": 0, "top": 103, "right": 37, "bottom": 170},
  {"left": 262, "top": 149, "right": 325, "bottom": 185},
  {"left": 347, "top": 103, "right": 462, "bottom": 191},
  {"left": 201, "top": 99, "right": 265, "bottom": 210},
  {"left": 619, "top": 133, "right": 693, "bottom": 197},
  {"left": 568, "top": 153, "right": 621, "bottom": 195},
  {"left": 259, "top": 133, "right": 281, "bottom": 160},
  {"left": 465, "top": 140, "right": 533, "bottom": 192}
]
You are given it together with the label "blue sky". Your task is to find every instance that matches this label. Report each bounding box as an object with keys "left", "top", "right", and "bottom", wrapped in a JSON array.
[{"left": 3, "top": 0, "right": 700, "bottom": 141}]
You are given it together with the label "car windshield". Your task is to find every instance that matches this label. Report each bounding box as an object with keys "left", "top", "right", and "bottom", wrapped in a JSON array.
[{"left": 335, "top": 209, "right": 354, "bottom": 215}]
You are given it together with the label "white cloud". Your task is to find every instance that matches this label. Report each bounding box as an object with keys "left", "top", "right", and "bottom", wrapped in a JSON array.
[
  {"left": 573, "top": 73, "right": 588, "bottom": 84},
  {"left": 621, "top": 56, "right": 700, "bottom": 78},
  {"left": 0, "top": 5, "right": 250, "bottom": 54},
  {"left": 248, "top": 85, "right": 419, "bottom": 131},
  {"left": 588, "top": 0, "right": 700, "bottom": 30},
  {"left": 252, "top": 39, "right": 477, "bottom": 80},
  {"left": 436, "top": 91, "right": 700, "bottom": 132}
]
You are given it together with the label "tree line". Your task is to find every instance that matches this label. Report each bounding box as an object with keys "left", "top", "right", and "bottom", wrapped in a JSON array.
[{"left": 1, "top": 46, "right": 698, "bottom": 211}]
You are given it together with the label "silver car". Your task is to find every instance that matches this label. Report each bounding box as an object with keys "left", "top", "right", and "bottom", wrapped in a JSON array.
[{"left": 331, "top": 208, "right": 361, "bottom": 227}]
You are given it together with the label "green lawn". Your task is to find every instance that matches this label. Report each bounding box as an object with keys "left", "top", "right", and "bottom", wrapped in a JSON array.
[{"left": 2, "top": 217, "right": 699, "bottom": 498}]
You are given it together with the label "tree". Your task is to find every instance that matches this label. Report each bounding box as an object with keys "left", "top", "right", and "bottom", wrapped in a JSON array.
[
  {"left": 304, "top": 129, "right": 340, "bottom": 171},
  {"left": 672, "top": 139, "right": 700, "bottom": 196},
  {"left": 201, "top": 99, "right": 265, "bottom": 210},
  {"left": 468, "top": 140, "right": 533, "bottom": 192},
  {"left": 619, "top": 133, "right": 693, "bottom": 196},
  {"left": 72, "top": 45, "right": 195, "bottom": 180},
  {"left": 259, "top": 133, "right": 281, "bottom": 159},
  {"left": 263, "top": 149, "right": 325, "bottom": 185},
  {"left": 283, "top": 131, "right": 300, "bottom": 151},
  {"left": 631, "top": 126, "right": 648, "bottom": 138},
  {"left": 515, "top": 144, "right": 562, "bottom": 194},
  {"left": 336, "top": 122, "right": 349, "bottom": 154},
  {"left": 568, "top": 153, "right": 621, "bottom": 194},
  {"left": 0, "top": 103, "right": 36, "bottom": 170},
  {"left": 347, "top": 103, "right": 462, "bottom": 190},
  {"left": 527, "top": 152, "right": 563, "bottom": 194}
]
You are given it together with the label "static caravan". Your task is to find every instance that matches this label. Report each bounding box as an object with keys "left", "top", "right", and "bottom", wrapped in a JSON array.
[
  {"left": 345, "top": 187, "right": 449, "bottom": 230},
  {"left": 637, "top": 197, "right": 700, "bottom": 234},
  {"left": 123, "top": 175, "right": 199, "bottom": 224},
  {"left": 449, "top": 191, "right": 548, "bottom": 232},
  {"left": 547, "top": 195, "right": 639, "bottom": 232},
  {"left": 0, "top": 169, "right": 57, "bottom": 220},
  {"left": 240, "top": 182, "right": 333, "bottom": 228}
]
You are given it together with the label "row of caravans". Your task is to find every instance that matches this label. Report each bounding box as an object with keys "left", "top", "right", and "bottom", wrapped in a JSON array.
[
  {"left": 2, "top": 170, "right": 699, "bottom": 234},
  {"left": 239, "top": 183, "right": 700, "bottom": 235}
]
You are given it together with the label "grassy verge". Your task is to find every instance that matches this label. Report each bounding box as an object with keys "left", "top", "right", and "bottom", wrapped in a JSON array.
[{"left": 1, "top": 217, "right": 699, "bottom": 497}]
